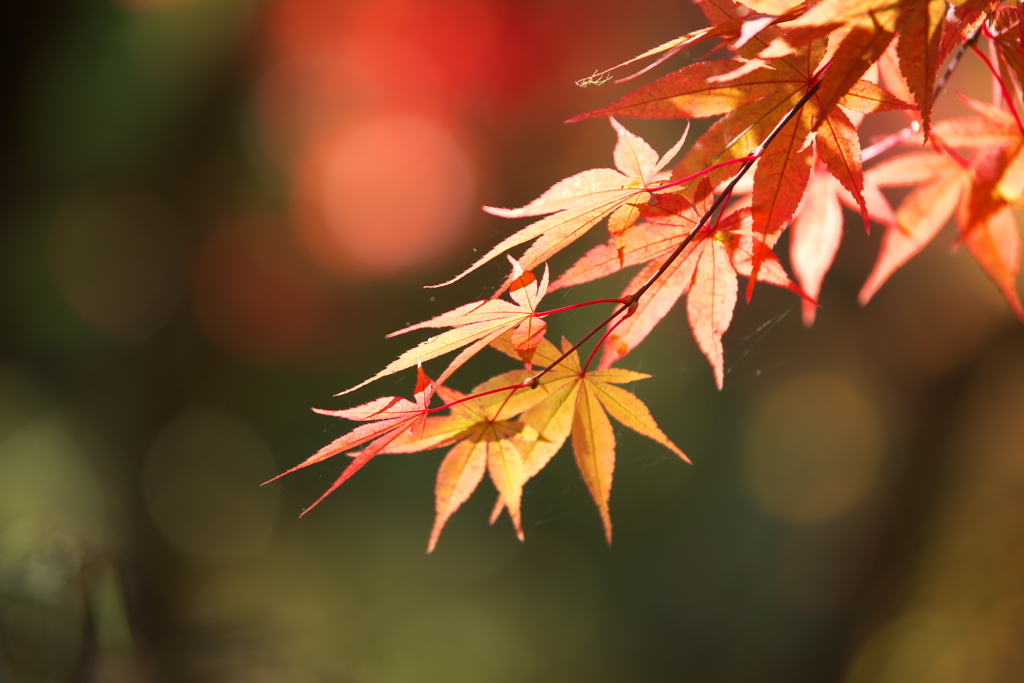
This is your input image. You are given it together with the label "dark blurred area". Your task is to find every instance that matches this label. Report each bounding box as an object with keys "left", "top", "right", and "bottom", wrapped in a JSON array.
[{"left": 1, "top": 1, "right": 1023, "bottom": 682}]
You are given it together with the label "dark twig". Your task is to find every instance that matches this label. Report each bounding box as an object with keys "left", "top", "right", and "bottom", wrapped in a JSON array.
[{"left": 524, "top": 79, "right": 823, "bottom": 387}]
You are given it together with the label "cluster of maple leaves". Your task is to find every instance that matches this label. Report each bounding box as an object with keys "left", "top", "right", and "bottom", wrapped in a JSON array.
[{"left": 269, "top": 0, "right": 1024, "bottom": 550}]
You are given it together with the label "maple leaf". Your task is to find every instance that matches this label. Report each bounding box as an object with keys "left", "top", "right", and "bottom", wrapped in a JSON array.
[
  {"left": 859, "top": 98, "right": 1024, "bottom": 320},
  {"left": 370, "top": 334, "right": 687, "bottom": 549},
  {"left": 788, "top": 94, "right": 897, "bottom": 326},
  {"left": 486, "top": 336, "right": 688, "bottom": 544},
  {"left": 789, "top": 147, "right": 898, "bottom": 325},
  {"left": 777, "top": 0, "right": 920, "bottom": 131},
  {"left": 338, "top": 258, "right": 548, "bottom": 396},
  {"left": 987, "top": 5, "right": 1024, "bottom": 91},
  {"left": 383, "top": 371, "right": 549, "bottom": 552},
  {"left": 938, "top": 3, "right": 989, "bottom": 72},
  {"left": 575, "top": 18, "right": 747, "bottom": 86},
  {"left": 780, "top": 0, "right": 1000, "bottom": 134},
  {"left": 282, "top": 0, "right": 1024, "bottom": 559},
  {"left": 431, "top": 118, "right": 687, "bottom": 290},
  {"left": 264, "top": 367, "right": 435, "bottom": 515},
  {"left": 959, "top": 145, "right": 1024, "bottom": 321},
  {"left": 895, "top": 0, "right": 946, "bottom": 135},
  {"left": 859, "top": 150, "right": 970, "bottom": 305},
  {"left": 553, "top": 194, "right": 806, "bottom": 388},
  {"left": 791, "top": 157, "right": 845, "bottom": 327},
  {"left": 572, "top": 0, "right": 909, "bottom": 299}
]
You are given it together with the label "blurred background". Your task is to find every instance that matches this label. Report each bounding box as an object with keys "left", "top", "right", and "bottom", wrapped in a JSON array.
[{"left": 1, "top": 0, "right": 1023, "bottom": 681}]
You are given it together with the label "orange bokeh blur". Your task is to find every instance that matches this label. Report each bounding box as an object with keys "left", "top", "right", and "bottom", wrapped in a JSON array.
[
  {"left": 258, "top": 0, "right": 538, "bottom": 278},
  {"left": 293, "top": 115, "right": 475, "bottom": 276}
]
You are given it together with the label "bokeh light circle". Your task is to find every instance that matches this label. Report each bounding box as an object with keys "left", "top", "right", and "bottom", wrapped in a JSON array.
[
  {"left": 0, "top": 419, "right": 107, "bottom": 550},
  {"left": 844, "top": 611, "right": 979, "bottom": 683},
  {"left": 294, "top": 114, "right": 476, "bottom": 277},
  {"left": 741, "top": 371, "right": 887, "bottom": 525},
  {"left": 143, "top": 408, "right": 281, "bottom": 562}
]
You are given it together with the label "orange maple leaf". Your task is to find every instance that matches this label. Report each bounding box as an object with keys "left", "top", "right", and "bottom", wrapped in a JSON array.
[
  {"left": 491, "top": 337, "right": 688, "bottom": 544},
  {"left": 553, "top": 194, "right": 806, "bottom": 388},
  {"left": 383, "top": 373, "right": 547, "bottom": 552},
  {"left": 338, "top": 258, "right": 548, "bottom": 396},
  {"left": 789, "top": 131, "right": 897, "bottom": 325},
  {"left": 859, "top": 98, "right": 1024, "bottom": 320},
  {"left": 432, "top": 118, "right": 687, "bottom": 290},
  {"left": 859, "top": 150, "right": 970, "bottom": 304},
  {"left": 789, "top": 158, "right": 844, "bottom": 327},
  {"left": 572, "top": 0, "right": 909, "bottom": 300}
]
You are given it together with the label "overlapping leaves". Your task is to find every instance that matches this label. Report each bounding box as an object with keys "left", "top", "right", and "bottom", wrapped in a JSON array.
[
  {"left": 431, "top": 118, "right": 688, "bottom": 291},
  {"left": 271, "top": 0, "right": 1024, "bottom": 551},
  {"left": 554, "top": 193, "right": 807, "bottom": 387},
  {"left": 859, "top": 96, "right": 1024, "bottom": 320},
  {"left": 572, "top": 0, "right": 910, "bottom": 297}
]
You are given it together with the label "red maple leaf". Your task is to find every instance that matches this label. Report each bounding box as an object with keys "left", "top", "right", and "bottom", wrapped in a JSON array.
[{"left": 265, "top": 367, "right": 436, "bottom": 515}]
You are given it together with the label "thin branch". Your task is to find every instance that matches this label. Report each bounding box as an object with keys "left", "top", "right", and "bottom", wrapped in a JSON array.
[
  {"left": 861, "top": 25, "right": 986, "bottom": 164},
  {"left": 524, "top": 298, "right": 636, "bottom": 386},
  {"left": 525, "top": 79, "right": 823, "bottom": 388},
  {"left": 632, "top": 80, "right": 822, "bottom": 302},
  {"left": 583, "top": 300, "right": 638, "bottom": 373},
  {"left": 933, "top": 24, "right": 983, "bottom": 104}
]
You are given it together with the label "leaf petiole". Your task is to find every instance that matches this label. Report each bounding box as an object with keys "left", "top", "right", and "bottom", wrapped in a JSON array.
[
  {"left": 970, "top": 44, "right": 1024, "bottom": 134},
  {"left": 525, "top": 295, "right": 636, "bottom": 387},
  {"left": 632, "top": 81, "right": 822, "bottom": 303},
  {"left": 427, "top": 382, "right": 524, "bottom": 414},
  {"left": 648, "top": 153, "right": 762, "bottom": 194},
  {"left": 537, "top": 298, "right": 631, "bottom": 317},
  {"left": 523, "top": 81, "right": 824, "bottom": 389},
  {"left": 583, "top": 299, "right": 638, "bottom": 373}
]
